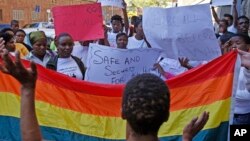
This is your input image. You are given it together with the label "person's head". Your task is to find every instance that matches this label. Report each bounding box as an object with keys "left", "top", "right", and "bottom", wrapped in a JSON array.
[
  {"left": 134, "top": 20, "right": 144, "bottom": 38},
  {"left": 116, "top": 33, "right": 128, "bottom": 49},
  {"left": 29, "top": 31, "right": 47, "bottom": 57},
  {"left": 111, "top": 15, "right": 123, "bottom": 33},
  {"left": 229, "top": 34, "right": 250, "bottom": 52},
  {"left": 0, "top": 33, "right": 16, "bottom": 52},
  {"left": 130, "top": 16, "right": 139, "bottom": 25},
  {"left": 15, "top": 29, "right": 26, "bottom": 43},
  {"left": 219, "top": 32, "right": 235, "bottom": 47},
  {"left": 223, "top": 14, "right": 233, "bottom": 26},
  {"left": 55, "top": 33, "right": 74, "bottom": 58},
  {"left": 122, "top": 73, "right": 170, "bottom": 136},
  {"left": 1, "top": 28, "right": 15, "bottom": 36},
  {"left": 10, "top": 20, "right": 19, "bottom": 32},
  {"left": 237, "top": 16, "right": 250, "bottom": 34},
  {"left": 218, "top": 19, "right": 229, "bottom": 34}
]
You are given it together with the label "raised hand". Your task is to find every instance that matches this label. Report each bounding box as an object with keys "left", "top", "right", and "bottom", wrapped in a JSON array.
[
  {"left": 182, "top": 111, "right": 209, "bottom": 141},
  {"left": 178, "top": 57, "right": 193, "bottom": 69},
  {"left": 0, "top": 49, "right": 37, "bottom": 88},
  {"left": 238, "top": 49, "right": 250, "bottom": 69}
]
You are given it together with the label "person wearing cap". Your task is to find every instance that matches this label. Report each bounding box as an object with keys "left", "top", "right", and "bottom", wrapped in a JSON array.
[{"left": 26, "top": 31, "right": 56, "bottom": 66}]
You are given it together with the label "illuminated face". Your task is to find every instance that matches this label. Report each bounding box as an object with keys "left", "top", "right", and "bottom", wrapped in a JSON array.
[
  {"left": 11, "top": 22, "right": 19, "bottom": 31},
  {"left": 32, "top": 38, "right": 47, "bottom": 57},
  {"left": 219, "top": 21, "right": 228, "bottom": 33},
  {"left": 112, "top": 20, "right": 122, "bottom": 33},
  {"left": 224, "top": 16, "right": 232, "bottom": 26},
  {"left": 116, "top": 35, "right": 128, "bottom": 49},
  {"left": 6, "top": 37, "right": 16, "bottom": 52},
  {"left": 56, "top": 35, "right": 74, "bottom": 58},
  {"left": 237, "top": 18, "right": 249, "bottom": 34},
  {"left": 15, "top": 31, "right": 26, "bottom": 43},
  {"left": 229, "top": 36, "right": 249, "bottom": 52},
  {"left": 135, "top": 23, "right": 145, "bottom": 37}
]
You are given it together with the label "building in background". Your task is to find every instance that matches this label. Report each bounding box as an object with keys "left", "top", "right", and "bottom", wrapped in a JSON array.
[{"left": 0, "top": 0, "right": 95, "bottom": 27}]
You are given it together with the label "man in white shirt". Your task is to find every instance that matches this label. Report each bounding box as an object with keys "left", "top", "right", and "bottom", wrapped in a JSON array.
[{"left": 211, "top": 0, "right": 238, "bottom": 34}]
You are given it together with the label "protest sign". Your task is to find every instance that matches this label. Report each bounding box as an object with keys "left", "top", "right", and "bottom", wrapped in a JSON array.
[
  {"left": 52, "top": 3, "right": 104, "bottom": 41},
  {"left": 212, "top": 0, "right": 233, "bottom": 6},
  {"left": 97, "top": 0, "right": 124, "bottom": 8},
  {"left": 178, "top": 0, "right": 210, "bottom": 6},
  {"left": 85, "top": 44, "right": 163, "bottom": 84},
  {"left": 143, "top": 4, "right": 221, "bottom": 61}
]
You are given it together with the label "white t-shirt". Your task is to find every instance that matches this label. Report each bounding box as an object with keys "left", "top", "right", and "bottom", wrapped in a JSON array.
[
  {"left": 127, "top": 36, "right": 149, "bottom": 49},
  {"left": 57, "top": 56, "right": 83, "bottom": 80},
  {"left": 228, "top": 24, "right": 237, "bottom": 34},
  {"left": 234, "top": 67, "right": 250, "bottom": 114},
  {"left": 107, "top": 32, "right": 118, "bottom": 48},
  {"left": 72, "top": 44, "right": 88, "bottom": 66}
]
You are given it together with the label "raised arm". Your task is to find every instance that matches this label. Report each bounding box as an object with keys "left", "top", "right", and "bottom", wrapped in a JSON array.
[
  {"left": 99, "top": 24, "right": 110, "bottom": 46},
  {"left": 232, "top": 0, "right": 238, "bottom": 27},
  {"left": 182, "top": 111, "right": 209, "bottom": 141},
  {"left": 211, "top": 6, "right": 220, "bottom": 25},
  {"left": 122, "top": 0, "right": 129, "bottom": 34},
  {"left": 0, "top": 47, "right": 42, "bottom": 141}
]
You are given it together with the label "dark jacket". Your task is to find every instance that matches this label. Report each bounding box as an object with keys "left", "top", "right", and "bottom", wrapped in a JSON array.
[{"left": 46, "top": 55, "right": 86, "bottom": 80}]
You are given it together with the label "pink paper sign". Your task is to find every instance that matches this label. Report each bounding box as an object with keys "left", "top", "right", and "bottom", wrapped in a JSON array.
[{"left": 52, "top": 3, "right": 104, "bottom": 41}]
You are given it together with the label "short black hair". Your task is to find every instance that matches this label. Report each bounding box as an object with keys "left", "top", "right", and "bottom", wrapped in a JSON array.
[
  {"left": 131, "top": 16, "right": 139, "bottom": 25},
  {"left": 116, "top": 32, "right": 127, "bottom": 41},
  {"left": 238, "top": 16, "right": 250, "bottom": 23},
  {"left": 15, "top": 29, "right": 26, "bottom": 35},
  {"left": 10, "top": 20, "right": 19, "bottom": 26},
  {"left": 111, "top": 15, "right": 123, "bottom": 24},
  {"left": 224, "top": 14, "right": 233, "bottom": 21},
  {"left": 122, "top": 73, "right": 170, "bottom": 135},
  {"left": 232, "top": 33, "right": 250, "bottom": 44},
  {"left": 220, "top": 32, "right": 235, "bottom": 44},
  {"left": 134, "top": 19, "right": 142, "bottom": 29},
  {"left": 0, "top": 28, "right": 14, "bottom": 34},
  {"left": 0, "top": 32, "right": 14, "bottom": 45},
  {"left": 55, "top": 32, "right": 73, "bottom": 46}
]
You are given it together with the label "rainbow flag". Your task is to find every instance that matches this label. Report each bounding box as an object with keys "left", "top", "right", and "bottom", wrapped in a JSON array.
[{"left": 0, "top": 51, "right": 238, "bottom": 141}]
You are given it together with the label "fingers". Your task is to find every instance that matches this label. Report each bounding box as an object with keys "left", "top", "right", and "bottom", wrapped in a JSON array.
[
  {"left": 30, "top": 61, "right": 37, "bottom": 77},
  {"left": 189, "top": 117, "right": 199, "bottom": 127},
  {"left": 2, "top": 49, "right": 15, "bottom": 72},
  {"left": 0, "top": 64, "right": 9, "bottom": 74},
  {"left": 238, "top": 49, "right": 247, "bottom": 55},
  {"left": 194, "top": 111, "right": 209, "bottom": 131}
]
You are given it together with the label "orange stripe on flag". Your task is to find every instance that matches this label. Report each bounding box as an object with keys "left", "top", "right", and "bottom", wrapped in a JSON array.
[{"left": 170, "top": 74, "right": 233, "bottom": 111}]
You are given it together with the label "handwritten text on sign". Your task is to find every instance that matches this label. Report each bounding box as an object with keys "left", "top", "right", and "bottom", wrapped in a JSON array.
[
  {"left": 143, "top": 4, "right": 221, "bottom": 61},
  {"left": 52, "top": 3, "right": 104, "bottom": 41},
  {"left": 97, "top": 0, "right": 124, "bottom": 8},
  {"left": 85, "top": 44, "right": 163, "bottom": 84}
]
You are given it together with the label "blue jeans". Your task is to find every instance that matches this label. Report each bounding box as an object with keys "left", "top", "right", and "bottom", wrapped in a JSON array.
[{"left": 233, "top": 112, "right": 250, "bottom": 125}]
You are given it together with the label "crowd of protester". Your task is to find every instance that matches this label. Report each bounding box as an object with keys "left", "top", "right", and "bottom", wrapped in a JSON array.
[{"left": 0, "top": 0, "right": 250, "bottom": 140}]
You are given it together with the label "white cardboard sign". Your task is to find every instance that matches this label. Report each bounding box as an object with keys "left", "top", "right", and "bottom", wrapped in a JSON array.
[
  {"left": 143, "top": 4, "right": 221, "bottom": 61},
  {"left": 212, "top": 0, "right": 233, "bottom": 6},
  {"left": 97, "top": 0, "right": 124, "bottom": 8},
  {"left": 85, "top": 44, "right": 163, "bottom": 84}
]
